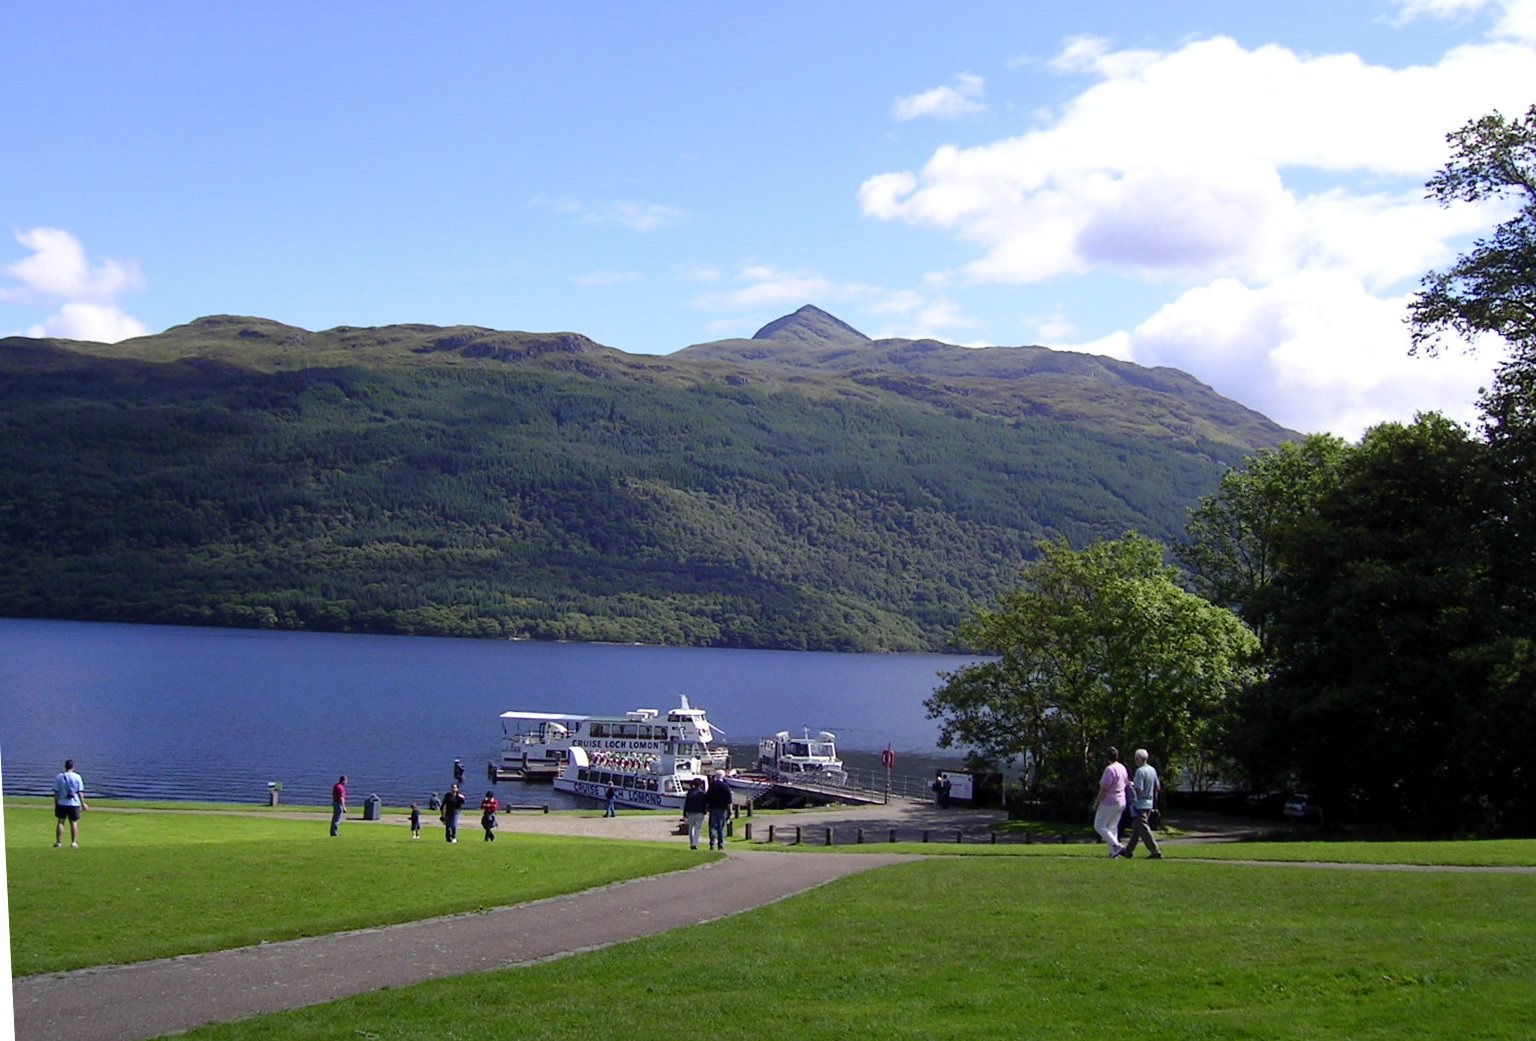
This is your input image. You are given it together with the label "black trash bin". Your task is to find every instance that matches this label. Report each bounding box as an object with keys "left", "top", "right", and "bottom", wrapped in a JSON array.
[{"left": 364, "top": 794, "right": 381, "bottom": 821}]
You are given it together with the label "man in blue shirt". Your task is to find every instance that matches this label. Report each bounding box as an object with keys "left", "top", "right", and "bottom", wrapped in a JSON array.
[
  {"left": 53, "top": 759, "right": 88, "bottom": 848},
  {"left": 1122, "top": 748, "right": 1163, "bottom": 859}
]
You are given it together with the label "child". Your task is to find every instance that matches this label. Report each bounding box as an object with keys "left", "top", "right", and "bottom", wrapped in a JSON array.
[
  {"left": 409, "top": 802, "right": 421, "bottom": 839},
  {"left": 479, "top": 790, "right": 499, "bottom": 841}
]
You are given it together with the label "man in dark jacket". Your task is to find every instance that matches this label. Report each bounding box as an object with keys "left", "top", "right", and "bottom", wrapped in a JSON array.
[
  {"left": 440, "top": 783, "right": 466, "bottom": 843},
  {"left": 706, "top": 771, "right": 733, "bottom": 850}
]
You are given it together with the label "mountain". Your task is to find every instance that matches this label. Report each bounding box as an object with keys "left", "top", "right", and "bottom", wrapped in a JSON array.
[
  {"left": 0, "top": 308, "right": 1293, "bottom": 652},
  {"left": 678, "top": 305, "right": 1285, "bottom": 451}
]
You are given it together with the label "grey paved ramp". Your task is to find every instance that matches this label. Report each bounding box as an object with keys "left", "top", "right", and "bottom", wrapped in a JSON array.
[{"left": 13, "top": 850, "right": 909, "bottom": 1041}]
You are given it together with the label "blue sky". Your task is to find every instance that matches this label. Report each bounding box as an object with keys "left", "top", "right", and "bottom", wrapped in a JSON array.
[{"left": 4, "top": 0, "right": 1534, "bottom": 437}]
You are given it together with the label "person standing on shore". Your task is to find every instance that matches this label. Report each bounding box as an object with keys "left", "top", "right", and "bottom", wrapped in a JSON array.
[
  {"left": 682, "top": 778, "right": 708, "bottom": 849},
  {"left": 330, "top": 775, "right": 348, "bottom": 837},
  {"left": 706, "top": 770, "right": 733, "bottom": 850},
  {"left": 1091, "top": 747, "right": 1130, "bottom": 858},
  {"left": 1122, "top": 748, "right": 1163, "bottom": 859},
  {"left": 409, "top": 802, "right": 421, "bottom": 839},
  {"left": 52, "top": 759, "right": 88, "bottom": 848},
  {"left": 479, "top": 790, "right": 500, "bottom": 841},
  {"left": 440, "top": 783, "right": 466, "bottom": 843}
]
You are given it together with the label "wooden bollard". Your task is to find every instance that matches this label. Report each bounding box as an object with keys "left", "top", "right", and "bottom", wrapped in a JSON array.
[
  {"left": 794, "top": 825, "right": 802, "bottom": 845},
  {"left": 744, "top": 822, "right": 753, "bottom": 841},
  {"left": 825, "top": 827, "right": 833, "bottom": 846},
  {"left": 768, "top": 824, "right": 776, "bottom": 843},
  {"left": 922, "top": 830, "right": 930, "bottom": 843},
  {"left": 956, "top": 830, "right": 963, "bottom": 844},
  {"left": 889, "top": 829, "right": 897, "bottom": 843},
  {"left": 857, "top": 828, "right": 865, "bottom": 844}
]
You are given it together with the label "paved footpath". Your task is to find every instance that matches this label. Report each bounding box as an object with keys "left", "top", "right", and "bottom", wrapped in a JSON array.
[{"left": 13, "top": 842, "right": 908, "bottom": 1041}]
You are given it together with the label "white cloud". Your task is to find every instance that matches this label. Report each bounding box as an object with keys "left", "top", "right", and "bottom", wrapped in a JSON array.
[
  {"left": 534, "top": 196, "right": 685, "bottom": 232},
  {"left": 1111, "top": 272, "right": 1497, "bottom": 437},
  {"left": 4, "top": 227, "right": 143, "bottom": 303},
  {"left": 3, "top": 228, "right": 148, "bottom": 343},
  {"left": 1391, "top": 0, "right": 1536, "bottom": 40},
  {"left": 893, "top": 73, "right": 987, "bottom": 120},
  {"left": 26, "top": 302, "right": 149, "bottom": 343},
  {"left": 574, "top": 270, "right": 644, "bottom": 287},
  {"left": 859, "top": 20, "right": 1536, "bottom": 436},
  {"left": 692, "top": 265, "right": 838, "bottom": 311},
  {"left": 867, "top": 291, "right": 977, "bottom": 341}
]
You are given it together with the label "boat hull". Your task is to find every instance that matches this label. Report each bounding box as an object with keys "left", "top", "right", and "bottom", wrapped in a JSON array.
[{"left": 553, "top": 775, "right": 685, "bottom": 811}]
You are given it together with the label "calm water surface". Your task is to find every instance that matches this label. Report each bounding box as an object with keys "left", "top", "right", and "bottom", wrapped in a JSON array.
[{"left": 0, "top": 619, "right": 976, "bottom": 808}]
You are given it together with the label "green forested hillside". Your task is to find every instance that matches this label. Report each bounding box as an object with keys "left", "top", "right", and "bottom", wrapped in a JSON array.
[{"left": 0, "top": 312, "right": 1289, "bottom": 651}]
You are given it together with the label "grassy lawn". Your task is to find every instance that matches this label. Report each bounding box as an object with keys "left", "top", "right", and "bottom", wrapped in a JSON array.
[
  {"left": 5, "top": 804, "right": 707, "bottom": 975},
  {"left": 748, "top": 834, "right": 1536, "bottom": 866},
  {"left": 10, "top": 803, "right": 1536, "bottom": 1040},
  {"left": 171, "top": 855, "right": 1536, "bottom": 1041}
]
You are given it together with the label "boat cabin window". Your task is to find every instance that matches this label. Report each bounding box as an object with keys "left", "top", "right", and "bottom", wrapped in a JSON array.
[{"left": 590, "top": 723, "right": 609, "bottom": 737}]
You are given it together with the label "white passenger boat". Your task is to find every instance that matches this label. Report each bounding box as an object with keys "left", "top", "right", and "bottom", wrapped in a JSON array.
[
  {"left": 490, "top": 696, "right": 728, "bottom": 782},
  {"left": 554, "top": 745, "right": 708, "bottom": 811},
  {"left": 755, "top": 729, "right": 848, "bottom": 785}
]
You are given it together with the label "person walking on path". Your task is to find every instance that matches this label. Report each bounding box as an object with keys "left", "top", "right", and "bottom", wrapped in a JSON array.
[
  {"left": 706, "top": 770, "right": 733, "bottom": 850},
  {"left": 329, "top": 775, "right": 348, "bottom": 837},
  {"left": 52, "top": 759, "right": 88, "bottom": 848},
  {"left": 1092, "top": 747, "right": 1130, "bottom": 858},
  {"left": 479, "top": 790, "right": 500, "bottom": 841},
  {"left": 1122, "top": 748, "right": 1163, "bottom": 859},
  {"left": 682, "top": 778, "right": 708, "bottom": 849},
  {"left": 604, "top": 785, "right": 618, "bottom": 817},
  {"left": 440, "top": 783, "right": 466, "bottom": 843},
  {"left": 409, "top": 803, "right": 421, "bottom": 839}
]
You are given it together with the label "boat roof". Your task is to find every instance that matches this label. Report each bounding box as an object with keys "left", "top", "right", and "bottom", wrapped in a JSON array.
[{"left": 501, "top": 696, "right": 707, "bottom": 724}]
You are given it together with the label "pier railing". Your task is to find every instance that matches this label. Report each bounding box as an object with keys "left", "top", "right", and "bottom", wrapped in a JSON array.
[{"left": 840, "top": 765, "right": 935, "bottom": 804}]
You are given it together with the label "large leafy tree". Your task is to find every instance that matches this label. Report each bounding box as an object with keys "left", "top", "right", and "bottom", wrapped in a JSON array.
[
  {"left": 1259, "top": 415, "right": 1511, "bottom": 828},
  {"left": 1411, "top": 103, "right": 1536, "bottom": 614},
  {"left": 927, "top": 533, "right": 1259, "bottom": 803},
  {"left": 1405, "top": 104, "right": 1536, "bottom": 831},
  {"left": 1178, "top": 433, "right": 1349, "bottom": 655},
  {"left": 1408, "top": 104, "right": 1536, "bottom": 359}
]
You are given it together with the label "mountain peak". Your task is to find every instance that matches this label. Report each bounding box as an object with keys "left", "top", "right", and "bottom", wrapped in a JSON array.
[{"left": 751, "top": 305, "right": 870, "bottom": 349}]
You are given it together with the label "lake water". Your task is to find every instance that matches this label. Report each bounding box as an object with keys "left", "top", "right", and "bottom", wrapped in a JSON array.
[{"left": 0, "top": 619, "right": 977, "bottom": 809}]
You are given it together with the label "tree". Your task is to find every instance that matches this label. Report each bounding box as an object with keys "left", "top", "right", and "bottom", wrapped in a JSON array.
[
  {"left": 1178, "top": 433, "right": 1349, "bottom": 655},
  {"left": 1410, "top": 103, "right": 1536, "bottom": 615},
  {"left": 1408, "top": 104, "right": 1536, "bottom": 359},
  {"left": 1257, "top": 415, "right": 1510, "bottom": 828},
  {"left": 1405, "top": 105, "right": 1536, "bottom": 831},
  {"left": 926, "top": 533, "right": 1260, "bottom": 805}
]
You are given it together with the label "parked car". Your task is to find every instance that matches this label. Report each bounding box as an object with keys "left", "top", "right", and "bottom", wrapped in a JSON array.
[{"left": 1282, "top": 794, "right": 1318, "bottom": 821}]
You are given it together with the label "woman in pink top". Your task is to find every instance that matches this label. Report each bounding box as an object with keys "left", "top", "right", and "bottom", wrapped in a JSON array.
[{"left": 1092, "top": 747, "right": 1130, "bottom": 858}]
